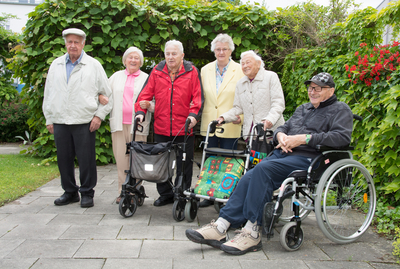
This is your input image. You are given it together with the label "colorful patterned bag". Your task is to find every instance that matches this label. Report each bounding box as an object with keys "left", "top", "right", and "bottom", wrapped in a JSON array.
[
  {"left": 194, "top": 156, "right": 244, "bottom": 199},
  {"left": 250, "top": 130, "right": 274, "bottom": 165}
]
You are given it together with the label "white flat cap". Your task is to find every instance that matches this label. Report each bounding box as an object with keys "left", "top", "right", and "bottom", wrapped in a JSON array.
[{"left": 62, "top": 28, "right": 86, "bottom": 39}]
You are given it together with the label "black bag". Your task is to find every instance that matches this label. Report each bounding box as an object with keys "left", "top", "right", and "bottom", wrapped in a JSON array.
[{"left": 250, "top": 130, "right": 274, "bottom": 165}]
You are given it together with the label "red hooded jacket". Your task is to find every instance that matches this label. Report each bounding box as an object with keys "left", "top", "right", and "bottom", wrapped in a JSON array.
[{"left": 135, "top": 60, "right": 204, "bottom": 136}]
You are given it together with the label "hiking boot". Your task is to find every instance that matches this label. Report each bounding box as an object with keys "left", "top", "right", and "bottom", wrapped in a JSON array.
[
  {"left": 185, "top": 220, "right": 227, "bottom": 248},
  {"left": 220, "top": 228, "right": 262, "bottom": 255}
]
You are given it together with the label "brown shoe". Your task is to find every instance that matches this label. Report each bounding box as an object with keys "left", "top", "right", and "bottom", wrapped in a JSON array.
[
  {"left": 116, "top": 196, "right": 121, "bottom": 204},
  {"left": 185, "top": 220, "right": 227, "bottom": 248}
]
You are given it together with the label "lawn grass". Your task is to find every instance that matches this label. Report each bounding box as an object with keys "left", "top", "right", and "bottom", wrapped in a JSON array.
[{"left": 0, "top": 154, "right": 60, "bottom": 206}]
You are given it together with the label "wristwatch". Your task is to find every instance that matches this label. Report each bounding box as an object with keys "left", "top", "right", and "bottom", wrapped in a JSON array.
[{"left": 305, "top": 134, "right": 312, "bottom": 144}]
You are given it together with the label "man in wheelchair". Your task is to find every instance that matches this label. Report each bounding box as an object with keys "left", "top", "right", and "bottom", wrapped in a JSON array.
[{"left": 186, "top": 72, "right": 354, "bottom": 255}]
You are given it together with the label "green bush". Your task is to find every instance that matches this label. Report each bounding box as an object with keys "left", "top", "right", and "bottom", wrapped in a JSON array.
[
  {"left": 393, "top": 227, "right": 400, "bottom": 263},
  {"left": 0, "top": 100, "right": 29, "bottom": 142}
]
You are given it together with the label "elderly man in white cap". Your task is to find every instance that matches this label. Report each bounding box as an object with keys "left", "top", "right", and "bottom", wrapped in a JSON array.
[{"left": 43, "top": 28, "right": 113, "bottom": 208}]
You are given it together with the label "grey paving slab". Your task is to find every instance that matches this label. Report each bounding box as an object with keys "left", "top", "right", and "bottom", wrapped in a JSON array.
[
  {"left": 0, "top": 213, "right": 57, "bottom": 225},
  {"left": 139, "top": 240, "right": 204, "bottom": 259},
  {"left": 30, "top": 258, "right": 105, "bottom": 269},
  {"left": 1, "top": 224, "right": 70, "bottom": 240},
  {"left": 173, "top": 258, "right": 242, "bottom": 269},
  {"left": 0, "top": 239, "right": 25, "bottom": 258},
  {"left": 0, "top": 214, "right": 8, "bottom": 221},
  {"left": 118, "top": 225, "right": 173, "bottom": 240},
  {"left": 6, "top": 239, "right": 84, "bottom": 258},
  {"left": 103, "top": 258, "right": 173, "bottom": 269},
  {"left": 265, "top": 240, "right": 331, "bottom": 261},
  {"left": 370, "top": 262, "right": 400, "bottom": 268},
  {"left": 316, "top": 241, "right": 396, "bottom": 263},
  {"left": 74, "top": 239, "right": 142, "bottom": 258},
  {"left": 304, "top": 260, "right": 374, "bottom": 268},
  {"left": 0, "top": 222, "right": 17, "bottom": 238},
  {"left": 47, "top": 213, "right": 104, "bottom": 226},
  {"left": 239, "top": 259, "right": 309, "bottom": 268},
  {"left": 98, "top": 213, "right": 150, "bottom": 226},
  {"left": 59, "top": 224, "right": 122, "bottom": 240},
  {"left": 0, "top": 258, "right": 37, "bottom": 269}
]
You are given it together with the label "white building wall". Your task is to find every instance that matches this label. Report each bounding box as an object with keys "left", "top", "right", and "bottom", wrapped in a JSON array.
[{"left": 0, "top": 1, "right": 42, "bottom": 33}]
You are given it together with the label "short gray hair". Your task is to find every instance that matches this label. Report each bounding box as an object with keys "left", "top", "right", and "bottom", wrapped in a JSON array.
[
  {"left": 122, "top": 47, "right": 144, "bottom": 67},
  {"left": 211, "top": 33, "right": 235, "bottom": 52},
  {"left": 164, "top": 40, "right": 184, "bottom": 54},
  {"left": 240, "top": 50, "right": 265, "bottom": 69}
]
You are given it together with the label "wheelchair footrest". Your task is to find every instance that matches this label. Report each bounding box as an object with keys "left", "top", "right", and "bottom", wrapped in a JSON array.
[{"left": 263, "top": 202, "right": 283, "bottom": 239}]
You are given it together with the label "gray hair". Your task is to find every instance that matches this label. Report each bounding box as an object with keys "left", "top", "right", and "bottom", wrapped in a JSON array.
[
  {"left": 164, "top": 40, "right": 184, "bottom": 54},
  {"left": 122, "top": 47, "right": 144, "bottom": 67},
  {"left": 210, "top": 33, "right": 235, "bottom": 52},
  {"left": 240, "top": 50, "right": 265, "bottom": 69}
]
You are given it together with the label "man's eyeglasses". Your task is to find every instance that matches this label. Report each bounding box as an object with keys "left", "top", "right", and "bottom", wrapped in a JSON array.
[
  {"left": 307, "top": 86, "right": 330, "bottom": 92},
  {"left": 215, "top": 48, "right": 229, "bottom": 52}
]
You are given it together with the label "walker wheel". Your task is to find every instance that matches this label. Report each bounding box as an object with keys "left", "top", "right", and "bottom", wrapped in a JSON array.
[
  {"left": 119, "top": 194, "right": 138, "bottom": 218},
  {"left": 214, "top": 202, "right": 224, "bottom": 213},
  {"left": 172, "top": 199, "right": 185, "bottom": 222},
  {"left": 279, "top": 222, "right": 304, "bottom": 251},
  {"left": 184, "top": 199, "right": 198, "bottom": 222},
  {"left": 137, "top": 185, "right": 145, "bottom": 206}
]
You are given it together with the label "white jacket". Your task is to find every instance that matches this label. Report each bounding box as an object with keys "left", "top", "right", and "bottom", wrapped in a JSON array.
[
  {"left": 220, "top": 68, "right": 285, "bottom": 139},
  {"left": 43, "top": 52, "right": 113, "bottom": 125},
  {"left": 108, "top": 70, "right": 151, "bottom": 135}
]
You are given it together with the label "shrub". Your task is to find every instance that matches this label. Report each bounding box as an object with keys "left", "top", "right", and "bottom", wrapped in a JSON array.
[{"left": 0, "top": 100, "right": 29, "bottom": 142}]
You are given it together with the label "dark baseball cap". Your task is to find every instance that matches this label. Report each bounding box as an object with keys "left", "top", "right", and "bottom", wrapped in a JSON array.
[{"left": 304, "top": 72, "right": 335, "bottom": 88}]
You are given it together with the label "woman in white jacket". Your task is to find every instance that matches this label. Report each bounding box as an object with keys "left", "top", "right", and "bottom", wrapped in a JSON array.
[
  {"left": 100, "top": 47, "right": 151, "bottom": 204},
  {"left": 218, "top": 50, "right": 285, "bottom": 138}
]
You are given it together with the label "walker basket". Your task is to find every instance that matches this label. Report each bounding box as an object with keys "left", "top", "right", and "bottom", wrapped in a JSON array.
[{"left": 129, "top": 141, "right": 176, "bottom": 183}]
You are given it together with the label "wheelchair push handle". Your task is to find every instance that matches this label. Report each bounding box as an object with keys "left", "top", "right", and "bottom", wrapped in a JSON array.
[
  {"left": 353, "top": 114, "right": 363, "bottom": 121},
  {"left": 132, "top": 116, "right": 144, "bottom": 140}
]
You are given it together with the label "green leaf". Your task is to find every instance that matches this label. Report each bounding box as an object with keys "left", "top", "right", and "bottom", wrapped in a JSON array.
[
  {"left": 172, "top": 25, "right": 179, "bottom": 36},
  {"left": 92, "top": 37, "right": 104, "bottom": 44},
  {"left": 89, "top": 8, "right": 102, "bottom": 15},
  {"left": 197, "top": 38, "right": 208, "bottom": 49},
  {"left": 150, "top": 35, "right": 161, "bottom": 43},
  {"left": 102, "top": 24, "right": 112, "bottom": 34},
  {"left": 233, "top": 36, "right": 241, "bottom": 45},
  {"left": 142, "top": 21, "right": 150, "bottom": 32},
  {"left": 160, "top": 30, "right": 169, "bottom": 39}
]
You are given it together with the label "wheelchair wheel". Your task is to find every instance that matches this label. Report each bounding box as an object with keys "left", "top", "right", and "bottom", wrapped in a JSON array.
[
  {"left": 315, "top": 159, "right": 376, "bottom": 244},
  {"left": 279, "top": 222, "right": 304, "bottom": 251},
  {"left": 172, "top": 199, "right": 185, "bottom": 222},
  {"left": 184, "top": 199, "right": 198, "bottom": 222},
  {"left": 279, "top": 186, "right": 312, "bottom": 224},
  {"left": 214, "top": 202, "right": 225, "bottom": 213},
  {"left": 137, "top": 185, "right": 145, "bottom": 206},
  {"left": 119, "top": 194, "right": 138, "bottom": 218}
]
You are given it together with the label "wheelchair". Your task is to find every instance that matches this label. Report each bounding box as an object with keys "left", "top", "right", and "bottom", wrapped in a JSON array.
[{"left": 263, "top": 117, "right": 376, "bottom": 251}]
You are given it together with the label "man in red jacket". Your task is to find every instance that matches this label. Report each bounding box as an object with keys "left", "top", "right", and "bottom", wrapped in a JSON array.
[{"left": 135, "top": 40, "right": 204, "bottom": 206}]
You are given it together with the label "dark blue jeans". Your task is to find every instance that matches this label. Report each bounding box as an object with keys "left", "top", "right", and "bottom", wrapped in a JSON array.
[{"left": 219, "top": 149, "right": 312, "bottom": 227}]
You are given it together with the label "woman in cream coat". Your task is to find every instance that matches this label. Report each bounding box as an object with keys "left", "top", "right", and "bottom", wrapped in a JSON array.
[
  {"left": 100, "top": 47, "right": 151, "bottom": 204},
  {"left": 218, "top": 50, "right": 285, "bottom": 139}
]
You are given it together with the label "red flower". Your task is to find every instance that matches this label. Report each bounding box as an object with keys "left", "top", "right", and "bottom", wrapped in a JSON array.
[
  {"left": 375, "top": 76, "right": 380, "bottom": 81},
  {"left": 355, "top": 51, "right": 359, "bottom": 56},
  {"left": 345, "top": 64, "right": 349, "bottom": 71}
]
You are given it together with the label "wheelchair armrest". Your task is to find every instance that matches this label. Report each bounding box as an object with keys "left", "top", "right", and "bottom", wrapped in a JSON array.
[{"left": 316, "top": 145, "right": 354, "bottom": 151}]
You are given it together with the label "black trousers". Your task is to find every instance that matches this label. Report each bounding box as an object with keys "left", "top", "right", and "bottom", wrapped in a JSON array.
[
  {"left": 154, "top": 134, "right": 194, "bottom": 198},
  {"left": 53, "top": 123, "right": 97, "bottom": 197}
]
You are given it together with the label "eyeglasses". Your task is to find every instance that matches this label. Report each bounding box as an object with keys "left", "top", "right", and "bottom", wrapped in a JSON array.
[
  {"left": 307, "top": 86, "right": 330, "bottom": 92},
  {"left": 215, "top": 48, "right": 230, "bottom": 52}
]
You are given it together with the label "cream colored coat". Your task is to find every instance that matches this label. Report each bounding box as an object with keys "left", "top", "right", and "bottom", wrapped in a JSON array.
[
  {"left": 200, "top": 60, "right": 244, "bottom": 138},
  {"left": 108, "top": 70, "right": 151, "bottom": 135},
  {"left": 220, "top": 68, "right": 285, "bottom": 139}
]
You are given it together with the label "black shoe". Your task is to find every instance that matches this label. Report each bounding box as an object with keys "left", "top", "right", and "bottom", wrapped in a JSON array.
[
  {"left": 54, "top": 192, "right": 80, "bottom": 206},
  {"left": 199, "top": 199, "right": 214, "bottom": 208},
  {"left": 153, "top": 196, "right": 174, "bottom": 207},
  {"left": 81, "top": 195, "right": 94, "bottom": 208}
]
